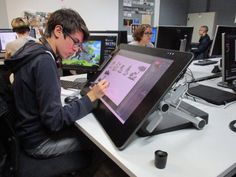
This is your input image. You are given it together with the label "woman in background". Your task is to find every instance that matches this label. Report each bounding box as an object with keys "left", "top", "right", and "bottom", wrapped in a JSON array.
[{"left": 129, "top": 24, "right": 154, "bottom": 48}]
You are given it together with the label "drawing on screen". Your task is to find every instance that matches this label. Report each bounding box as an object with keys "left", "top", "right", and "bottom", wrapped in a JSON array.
[
  {"left": 97, "top": 53, "right": 173, "bottom": 124},
  {"left": 128, "top": 66, "right": 147, "bottom": 81},
  {"left": 96, "top": 55, "right": 151, "bottom": 106}
]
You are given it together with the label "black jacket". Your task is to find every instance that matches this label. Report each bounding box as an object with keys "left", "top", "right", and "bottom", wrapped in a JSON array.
[
  {"left": 5, "top": 41, "right": 94, "bottom": 149},
  {"left": 194, "top": 34, "right": 211, "bottom": 57}
]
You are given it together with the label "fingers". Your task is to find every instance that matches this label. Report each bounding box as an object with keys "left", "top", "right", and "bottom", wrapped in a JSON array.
[
  {"left": 97, "top": 79, "right": 109, "bottom": 88},
  {"left": 87, "top": 79, "right": 109, "bottom": 102}
]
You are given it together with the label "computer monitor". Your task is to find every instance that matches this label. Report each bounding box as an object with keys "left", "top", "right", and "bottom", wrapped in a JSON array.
[
  {"left": 151, "top": 27, "right": 157, "bottom": 46},
  {"left": 0, "top": 29, "right": 17, "bottom": 52},
  {"left": 90, "top": 30, "right": 127, "bottom": 45},
  {"left": 62, "top": 35, "right": 105, "bottom": 72},
  {"left": 209, "top": 25, "right": 236, "bottom": 57},
  {"left": 217, "top": 33, "right": 236, "bottom": 88},
  {"left": 0, "top": 28, "right": 36, "bottom": 53},
  {"left": 82, "top": 44, "right": 193, "bottom": 149},
  {"left": 156, "top": 26, "right": 193, "bottom": 52},
  {"left": 89, "top": 31, "right": 119, "bottom": 63}
]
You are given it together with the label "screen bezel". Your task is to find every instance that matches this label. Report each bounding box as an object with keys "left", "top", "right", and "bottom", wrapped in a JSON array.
[
  {"left": 90, "top": 30, "right": 128, "bottom": 45},
  {"left": 91, "top": 44, "right": 193, "bottom": 150},
  {"left": 222, "top": 33, "right": 236, "bottom": 84}
]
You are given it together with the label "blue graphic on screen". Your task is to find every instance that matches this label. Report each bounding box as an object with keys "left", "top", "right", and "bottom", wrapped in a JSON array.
[
  {"left": 151, "top": 27, "right": 157, "bottom": 43},
  {"left": 62, "top": 40, "right": 102, "bottom": 67}
]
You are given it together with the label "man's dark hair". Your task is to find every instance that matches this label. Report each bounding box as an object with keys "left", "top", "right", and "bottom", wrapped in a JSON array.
[
  {"left": 133, "top": 24, "right": 152, "bottom": 41},
  {"left": 44, "top": 8, "right": 89, "bottom": 41}
]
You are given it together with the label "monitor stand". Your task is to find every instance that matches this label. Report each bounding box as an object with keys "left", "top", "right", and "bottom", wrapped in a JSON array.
[
  {"left": 179, "top": 38, "right": 187, "bottom": 52},
  {"left": 137, "top": 84, "right": 209, "bottom": 137},
  {"left": 217, "top": 80, "right": 236, "bottom": 89}
]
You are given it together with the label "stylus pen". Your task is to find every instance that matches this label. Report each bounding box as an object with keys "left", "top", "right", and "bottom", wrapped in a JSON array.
[{"left": 90, "top": 82, "right": 98, "bottom": 86}]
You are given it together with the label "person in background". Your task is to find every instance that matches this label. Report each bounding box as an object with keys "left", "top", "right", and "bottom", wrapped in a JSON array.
[
  {"left": 129, "top": 24, "right": 154, "bottom": 48},
  {"left": 5, "top": 17, "right": 36, "bottom": 58},
  {"left": 191, "top": 25, "right": 211, "bottom": 59}
]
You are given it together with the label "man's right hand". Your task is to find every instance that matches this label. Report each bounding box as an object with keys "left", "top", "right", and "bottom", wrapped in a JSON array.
[{"left": 86, "top": 79, "right": 109, "bottom": 102}]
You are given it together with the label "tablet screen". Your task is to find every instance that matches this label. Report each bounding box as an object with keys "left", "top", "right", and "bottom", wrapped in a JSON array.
[
  {"left": 92, "top": 44, "right": 193, "bottom": 149},
  {"left": 95, "top": 51, "right": 173, "bottom": 124}
]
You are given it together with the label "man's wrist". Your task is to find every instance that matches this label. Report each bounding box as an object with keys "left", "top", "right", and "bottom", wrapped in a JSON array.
[{"left": 87, "top": 91, "right": 97, "bottom": 102}]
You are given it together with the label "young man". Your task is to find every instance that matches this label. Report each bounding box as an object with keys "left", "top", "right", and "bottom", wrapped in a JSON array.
[
  {"left": 192, "top": 25, "right": 211, "bottom": 59},
  {"left": 5, "top": 8, "right": 109, "bottom": 159}
]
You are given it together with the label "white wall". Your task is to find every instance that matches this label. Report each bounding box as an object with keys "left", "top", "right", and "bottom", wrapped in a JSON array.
[
  {"left": 0, "top": 0, "right": 9, "bottom": 27},
  {"left": 154, "top": 0, "right": 160, "bottom": 26},
  {"left": 4, "top": 0, "right": 118, "bottom": 30}
]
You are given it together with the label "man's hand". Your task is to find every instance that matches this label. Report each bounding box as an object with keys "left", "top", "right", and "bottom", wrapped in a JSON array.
[{"left": 87, "top": 79, "right": 109, "bottom": 102}]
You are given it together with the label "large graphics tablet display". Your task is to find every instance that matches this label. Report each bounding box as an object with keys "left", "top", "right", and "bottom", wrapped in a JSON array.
[{"left": 92, "top": 44, "right": 193, "bottom": 150}]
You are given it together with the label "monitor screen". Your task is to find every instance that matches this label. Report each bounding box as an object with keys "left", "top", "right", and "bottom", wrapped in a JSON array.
[
  {"left": 62, "top": 35, "right": 105, "bottom": 71},
  {"left": 0, "top": 29, "right": 17, "bottom": 52},
  {"left": 151, "top": 27, "right": 157, "bottom": 45},
  {"left": 86, "top": 44, "right": 193, "bottom": 149},
  {"left": 218, "top": 33, "right": 236, "bottom": 87},
  {"left": 209, "top": 25, "right": 236, "bottom": 57},
  {"left": 156, "top": 26, "right": 193, "bottom": 52}
]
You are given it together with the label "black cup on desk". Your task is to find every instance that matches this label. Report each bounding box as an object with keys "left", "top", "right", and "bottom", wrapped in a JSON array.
[{"left": 154, "top": 150, "right": 168, "bottom": 169}]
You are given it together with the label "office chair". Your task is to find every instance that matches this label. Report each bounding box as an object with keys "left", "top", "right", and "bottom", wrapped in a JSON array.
[
  {"left": 0, "top": 98, "right": 92, "bottom": 177},
  {"left": 202, "top": 40, "right": 213, "bottom": 58},
  {"left": 192, "top": 40, "right": 212, "bottom": 60}
]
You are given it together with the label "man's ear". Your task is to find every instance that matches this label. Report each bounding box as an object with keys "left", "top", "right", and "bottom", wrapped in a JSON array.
[{"left": 53, "top": 25, "right": 63, "bottom": 39}]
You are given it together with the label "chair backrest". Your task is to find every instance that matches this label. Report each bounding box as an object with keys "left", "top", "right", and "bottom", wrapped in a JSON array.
[
  {"left": 0, "top": 101, "right": 19, "bottom": 177},
  {"left": 203, "top": 39, "right": 213, "bottom": 58}
]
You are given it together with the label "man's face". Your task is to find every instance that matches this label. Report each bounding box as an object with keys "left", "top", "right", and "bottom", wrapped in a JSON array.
[
  {"left": 198, "top": 27, "right": 206, "bottom": 36},
  {"left": 56, "top": 29, "right": 84, "bottom": 59}
]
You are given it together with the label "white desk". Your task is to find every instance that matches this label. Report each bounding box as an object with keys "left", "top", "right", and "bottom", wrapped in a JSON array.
[
  {"left": 187, "top": 57, "right": 221, "bottom": 80},
  {"left": 72, "top": 60, "right": 236, "bottom": 177}
]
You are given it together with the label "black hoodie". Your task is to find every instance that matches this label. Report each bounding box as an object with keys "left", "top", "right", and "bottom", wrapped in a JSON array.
[{"left": 5, "top": 41, "right": 94, "bottom": 149}]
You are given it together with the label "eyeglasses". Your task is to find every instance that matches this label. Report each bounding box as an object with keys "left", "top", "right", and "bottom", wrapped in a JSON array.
[
  {"left": 64, "top": 31, "right": 83, "bottom": 48},
  {"left": 144, "top": 32, "right": 153, "bottom": 36}
]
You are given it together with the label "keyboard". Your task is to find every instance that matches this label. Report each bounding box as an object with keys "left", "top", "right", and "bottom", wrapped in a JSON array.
[
  {"left": 60, "top": 80, "right": 86, "bottom": 90},
  {"left": 193, "top": 59, "right": 218, "bottom": 66},
  {"left": 188, "top": 84, "right": 236, "bottom": 105}
]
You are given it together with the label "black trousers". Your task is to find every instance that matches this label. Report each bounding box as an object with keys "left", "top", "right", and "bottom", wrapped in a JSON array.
[{"left": 25, "top": 126, "right": 92, "bottom": 159}]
